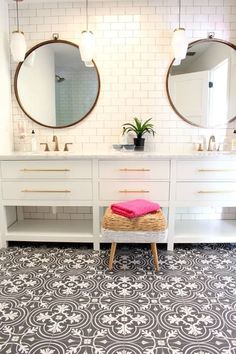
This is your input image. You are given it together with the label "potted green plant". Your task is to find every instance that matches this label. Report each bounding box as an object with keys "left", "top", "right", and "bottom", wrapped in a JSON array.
[{"left": 122, "top": 117, "right": 156, "bottom": 151}]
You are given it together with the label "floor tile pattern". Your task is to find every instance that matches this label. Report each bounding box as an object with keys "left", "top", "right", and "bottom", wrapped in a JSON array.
[{"left": 0, "top": 243, "right": 236, "bottom": 353}]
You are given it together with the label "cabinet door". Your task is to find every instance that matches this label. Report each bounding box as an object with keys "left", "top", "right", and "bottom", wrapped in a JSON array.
[
  {"left": 99, "top": 181, "right": 169, "bottom": 201},
  {"left": 99, "top": 160, "right": 170, "bottom": 179},
  {"left": 177, "top": 160, "right": 236, "bottom": 180},
  {"left": 1, "top": 160, "right": 92, "bottom": 179},
  {"left": 176, "top": 182, "right": 236, "bottom": 201},
  {"left": 2, "top": 181, "right": 92, "bottom": 201}
]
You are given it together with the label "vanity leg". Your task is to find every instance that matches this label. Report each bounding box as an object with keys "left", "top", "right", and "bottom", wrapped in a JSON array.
[
  {"left": 0, "top": 206, "right": 8, "bottom": 248},
  {"left": 168, "top": 160, "right": 176, "bottom": 252},
  {"left": 167, "top": 205, "right": 175, "bottom": 251},
  {"left": 167, "top": 213, "right": 175, "bottom": 251},
  {"left": 0, "top": 236, "right": 7, "bottom": 248},
  {"left": 92, "top": 204, "right": 101, "bottom": 251},
  {"left": 0, "top": 239, "right": 7, "bottom": 248},
  {"left": 167, "top": 242, "right": 174, "bottom": 251},
  {"left": 93, "top": 240, "right": 100, "bottom": 251},
  {"left": 167, "top": 208, "right": 175, "bottom": 251}
]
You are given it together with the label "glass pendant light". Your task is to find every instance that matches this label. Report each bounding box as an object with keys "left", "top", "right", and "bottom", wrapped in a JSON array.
[
  {"left": 10, "top": 0, "right": 27, "bottom": 62},
  {"left": 80, "top": 0, "right": 95, "bottom": 64},
  {"left": 171, "top": 0, "right": 188, "bottom": 63}
]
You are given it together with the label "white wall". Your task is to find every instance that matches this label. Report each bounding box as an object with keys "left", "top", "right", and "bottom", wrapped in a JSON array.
[
  {"left": 8, "top": 0, "right": 236, "bottom": 153},
  {"left": 184, "top": 43, "right": 231, "bottom": 73},
  {"left": 0, "top": 0, "right": 13, "bottom": 153}
]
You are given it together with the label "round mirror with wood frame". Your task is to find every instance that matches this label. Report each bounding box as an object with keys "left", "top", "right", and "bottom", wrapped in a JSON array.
[
  {"left": 166, "top": 38, "right": 236, "bottom": 128},
  {"left": 14, "top": 39, "right": 101, "bottom": 129}
]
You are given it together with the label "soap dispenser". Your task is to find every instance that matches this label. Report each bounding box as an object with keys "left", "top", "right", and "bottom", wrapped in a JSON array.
[
  {"left": 31, "top": 130, "right": 37, "bottom": 153},
  {"left": 119, "top": 127, "right": 128, "bottom": 145}
]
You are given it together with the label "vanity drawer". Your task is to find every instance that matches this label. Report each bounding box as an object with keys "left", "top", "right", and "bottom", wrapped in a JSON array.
[
  {"left": 99, "top": 160, "right": 170, "bottom": 179},
  {"left": 176, "top": 160, "right": 236, "bottom": 181},
  {"left": 1, "top": 161, "right": 92, "bottom": 179},
  {"left": 176, "top": 182, "right": 236, "bottom": 201},
  {"left": 99, "top": 181, "right": 169, "bottom": 201},
  {"left": 2, "top": 181, "right": 92, "bottom": 201}
]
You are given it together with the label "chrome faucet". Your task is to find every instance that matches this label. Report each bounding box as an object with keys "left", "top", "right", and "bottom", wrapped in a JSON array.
[
  {"left": 52, "top": 135, "right": 60, "bottom": 151},
  {"left": 207, "top": 135, "right": 216, "bottom": 151}
]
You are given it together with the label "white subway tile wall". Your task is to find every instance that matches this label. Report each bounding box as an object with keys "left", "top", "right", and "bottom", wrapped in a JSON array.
[
  {"left": 23, "top": 206, "right": 93, "bottom": 220},
  {"left": 9, "top": 0, "right": 236, "bottom": 153},
  {"left": 22, "top": 205, "right": 236, "bottom": 222},
  {"left": 8, "top": 0, "right": 236, "bottom": 220}
]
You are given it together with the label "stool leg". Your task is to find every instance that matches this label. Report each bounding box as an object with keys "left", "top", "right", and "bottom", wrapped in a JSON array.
[
  {"left": 109, "top": 242, "right": 117, "bottom": 270},
  {"left": 150, "top": 243, "right": 159, "bottom": 271}
]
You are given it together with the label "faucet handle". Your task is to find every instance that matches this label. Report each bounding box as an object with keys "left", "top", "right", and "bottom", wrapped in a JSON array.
[
  {"left": 196, "top": 143, "right": 204, "bottom": 151},
  {"left": 40, "top": 143, "right": 50, "bottom": 151},
  {"left": 216, "top": 142, "right": 224, "bottom": 151},
  {"left": 64, "top": 143, "right": 73, "bottom": 152}
]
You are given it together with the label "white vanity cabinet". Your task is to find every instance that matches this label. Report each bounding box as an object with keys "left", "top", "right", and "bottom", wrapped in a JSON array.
[
  {"left": 0, "top": 155, "right": 236, "bottom": 251},
  {"left": 170, "top": 159, "right": 236, "bottom": 250},
  {"left": 0, "top": 159, "right": 95, "bottom": 248}
]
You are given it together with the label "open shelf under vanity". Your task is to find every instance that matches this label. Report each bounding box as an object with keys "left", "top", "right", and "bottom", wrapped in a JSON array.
[
  {"left": 6, "top": 219, "right": 94, "bottom": 243},
  {"left": 175, "top": 219, "right": 236, "bottom": 244}
]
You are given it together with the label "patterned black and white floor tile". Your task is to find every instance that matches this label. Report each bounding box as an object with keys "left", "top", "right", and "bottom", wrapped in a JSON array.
[{"left": 0, "top": 243, "right": 236, "bottom": 354}]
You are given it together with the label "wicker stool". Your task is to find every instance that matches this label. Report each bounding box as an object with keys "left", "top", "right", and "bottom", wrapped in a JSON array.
[{"left": 102, "top": 207, "right": 167, "bottom": 271}]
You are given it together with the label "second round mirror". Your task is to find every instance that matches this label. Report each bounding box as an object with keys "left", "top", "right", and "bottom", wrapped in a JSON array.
[{"left": 166, "top": 39, "right": 236, "bottom": 128}]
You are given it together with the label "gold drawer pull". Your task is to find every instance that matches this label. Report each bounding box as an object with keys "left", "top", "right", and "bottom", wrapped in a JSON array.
[
  {"left": 119, "top": 189, "right": 150, "bottom": 193},
  {"left": 198, "top": 190, "right": 233, "bottom": 194},
  {"left": 198, "top": 169, "right": 236, "bottom": 172},
  {"left": 20, "top": 169, "right": 70, "bottom": 172},
  {"left": 22, "top": 189, "right": 71, "bottom": 193},
  {"left": 119, "top": 168, "right": 150, "bottom": 172}
]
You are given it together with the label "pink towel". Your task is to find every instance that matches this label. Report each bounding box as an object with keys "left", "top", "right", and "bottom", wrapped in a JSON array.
[{"left": 111, "top": 199, "right": 160, "bottom": 218}]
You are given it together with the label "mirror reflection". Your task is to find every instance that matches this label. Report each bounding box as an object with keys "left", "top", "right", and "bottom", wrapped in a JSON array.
[
  {"left": 166, "top": 39, "right": 236, "bottom": 128},
  {"left": 14, "top": 40, "right": 100, "bottom": 128}
]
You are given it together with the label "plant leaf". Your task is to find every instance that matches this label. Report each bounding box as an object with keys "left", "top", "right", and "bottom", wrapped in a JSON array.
[{"left": 122, "top": 117, "right": 156, "bottom": 138}]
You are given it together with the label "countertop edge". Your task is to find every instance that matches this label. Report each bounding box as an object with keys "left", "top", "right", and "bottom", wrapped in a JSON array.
[{"left": 0, "top": 152, "right": 236, "bottom": 160}]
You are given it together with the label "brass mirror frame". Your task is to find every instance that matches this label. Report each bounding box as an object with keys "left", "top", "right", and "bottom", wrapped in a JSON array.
[
  {"left": 14, "top": 39, "right": 101, "bottom": 129},
  {"left": 166, "top": 38, "right": 236, "bottom": 128}
]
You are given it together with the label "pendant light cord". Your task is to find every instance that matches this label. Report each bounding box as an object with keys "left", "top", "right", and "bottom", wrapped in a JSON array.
[
  {"left": 178, "top": 0, "right": 181, "bottom": 29},
  {"left": 16, "top": 0, "right": 19, "bottom": 32},
  {"left": 86, "top": 0, "right": 88, "bottom": 31}
]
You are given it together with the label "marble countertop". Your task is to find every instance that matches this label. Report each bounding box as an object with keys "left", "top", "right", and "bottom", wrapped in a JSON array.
[{"left": 0, "top": 151, "right": 236, "bottom": 160}]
